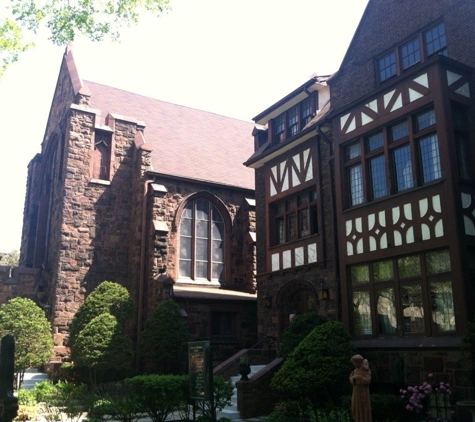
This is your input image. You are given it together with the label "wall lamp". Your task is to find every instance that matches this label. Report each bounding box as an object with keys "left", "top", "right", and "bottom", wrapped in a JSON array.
[
  {"left": 317, "top": 282, "right": 329, "bottom": 301},
  {"left": 262, "top": 292, "right": 272, "bottom": 309}
]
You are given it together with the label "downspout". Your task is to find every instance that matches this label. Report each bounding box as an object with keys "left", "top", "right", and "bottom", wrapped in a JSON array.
[{"left": 137, "top": 176, "right": 156, "bottom": 360}]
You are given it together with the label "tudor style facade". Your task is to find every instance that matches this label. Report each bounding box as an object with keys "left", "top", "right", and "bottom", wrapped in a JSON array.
[
  {"left": 244, "top": 76, "right": 339, "bottom": 339},
  {"left": 329, "top": 0, "right": 475, "bottom": 397},
  {"left": 20, "top": 44, "right": 257, "bottom": 365}
]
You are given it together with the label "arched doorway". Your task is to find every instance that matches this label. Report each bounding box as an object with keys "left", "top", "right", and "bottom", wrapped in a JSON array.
[{"left": 277, "top": 279, "right": 317, "bottom": 336}]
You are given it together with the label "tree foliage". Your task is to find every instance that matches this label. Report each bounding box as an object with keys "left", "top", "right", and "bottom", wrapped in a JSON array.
[
  {"left": 0, "top": 0, "right": 170, "bottom": 77},
  {"left": 72, "top": 313, "right": 133, "bottom": 385},
  {"left": 68, "top": 280, "right": 133, "bottom": 349},
  {"left": 270, "top": 321, "right": 355, "bottom": 408},
  {"left": 0, "top": 249, "right": 20, "bottom": 268},
  {"left": 138, "top": 299, "right": 189, "bottom": 374},
  {"left": 278, "top": 312, "right": 329, "bottom": 357},
  {"left": 0, "top": 297, "right": 53, "bottom": 387}
]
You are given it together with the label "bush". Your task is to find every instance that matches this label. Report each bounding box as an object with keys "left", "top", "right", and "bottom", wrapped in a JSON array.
[
  {"left": 315, "top": 408, "right": 351, "bottom": 422},
  {"left": 341, "top": 393, "right": 406, "bottom": 422},
  {"left": 278, "top": 313, "right": 329, "bottom": 357},
  {"left": 195, "top": 375, "right": 233, "bottom": 421},
  {"left": 267, "top": 399, "right": 316, "bottom": 422},
  {"left": 139, "top": 299, "right": 190, "bottom": 374},
  {"left": 271, "top": 321, "right": 355, "bottom": 408},
  {"left": 126, "top": 374, "right": 188, "bottom": 422},
  {"left": 16, "top": 388, "right": 36, "bottom": 406}
]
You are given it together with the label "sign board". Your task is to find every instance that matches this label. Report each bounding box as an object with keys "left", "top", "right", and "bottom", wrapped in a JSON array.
[{"left": 188, "top": 341, "right": 211, "bottom": 400}]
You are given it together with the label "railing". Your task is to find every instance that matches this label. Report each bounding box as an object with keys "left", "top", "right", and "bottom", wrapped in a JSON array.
[{"left": 214, "top": 335, "right": 276, "bottom": 377}]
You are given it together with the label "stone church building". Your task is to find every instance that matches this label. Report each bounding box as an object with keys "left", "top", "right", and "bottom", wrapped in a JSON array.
[{"left": 20, "top": 44, "right": 257, "bottom": 363}]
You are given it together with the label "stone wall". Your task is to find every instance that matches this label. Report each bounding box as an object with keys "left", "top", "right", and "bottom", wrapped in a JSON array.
[{"left": 0, "top": 266, "right": 41, "bottom": 306}]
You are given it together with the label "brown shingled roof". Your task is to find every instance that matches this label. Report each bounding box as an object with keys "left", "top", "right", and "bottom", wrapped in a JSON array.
[{"left": 84, "top": 80, "right": 255, "bottom": 190}]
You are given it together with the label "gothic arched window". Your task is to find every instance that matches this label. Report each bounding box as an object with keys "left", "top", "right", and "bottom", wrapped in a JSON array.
[{"left": 179, "top": 198, "right": 225, "bottom": 282}]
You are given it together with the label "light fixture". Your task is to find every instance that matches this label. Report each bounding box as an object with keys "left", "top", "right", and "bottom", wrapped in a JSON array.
[
  {"left": 262, "top": 292, "right": 272, "bottom": 309},
  {"left": 154, "top": 273, "right": 175, "bottom": 298},
  {"left": 43, "top": 303, "right": 52, "bottom": 317},
  {"left": 317, "top": 282, "right": 329, "bottom": 301}
]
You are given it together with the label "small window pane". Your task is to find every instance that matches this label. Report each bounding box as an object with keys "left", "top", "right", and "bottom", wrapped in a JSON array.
[
  {"left": 369, "top": 155, "right": 388, "bottom": 199},
  {"left": 182, "top": 204, "right": 193, "bottom": 219},
  {"left": 346, "top": 142, "right": 361, "bottom": 160},
  {"left": 273, "top": 114, "right": 285, "bottom": 144},
  {"left": 351, "top": 264, "right": 369, "bottom": 284},
  {"left": 419, "top": 134, "right": 441, "bottom": 183},
  {"left": 286, "top": 198, "right": 296, "bottom": 211},
  {"left": 390, "top": 121, "right": 409, "bottom": 142},
  {"left": 393, "top": 145, "right": 414, "bottom": 191},
  {"left": 377, "top": 288, "right": 397, "bottom": 334},
  {"left": 401, "top": 284, "right": 425, "bottom": 333},
  {"left": 298, "top": 192, "right": 309, "bottom": 206},
  {"left": 180, "top": 219, "right": 192, "bottom": 236},
  {"left": 212, "top": 206, "right": 223, "bottom": 223},
  {"left": 276, "top": 218, "right": 284, "bottom": 244},
  {"left": 426, "top": 250, "right": 451, "bottom": 274},
  {"left": 415, "top": 109, "right": 436, "bottom": 131},
  {"left": 401, "top": 38, "right": 421, "bottom": 70},
  {"left": 287, "top": 105, "right": 299, "bottom": 137},
  {"left": 349, "top": 164, "right": 364, "bottom": 205},
  {"left": 287, "top": 213, "right": 297, "bottom": 241},
  {"left": 212, "top": 240, "right": 223, "bottom": 262},
  {"left": 367, "top": 132, "right": 383, "bottom": 151},
  {"left": 425, "top": 23, "right": 447, "bottom": 57},
  {"left": 379, "top": 52, "right": 397, "bottom": 82},
  {"left": 195, "top": 238, "right": 208, "bottom": 261},
  {"left": 212, "top": 222, "right": 224, "bottom": 240},
  {"left": 196, "top": 220, "right": 208, "bottom": 238},
  {"left": 398, "top": 255, "right": 421, "bottom": 278},
  {"left": 275, "top": 202, "right": 284, "bottom": 215},
  {"left": 212, "top": 263, "right": 224, "bottom": 280},
  {"left": 180, "top": 237, "right": 192, "bottom": 259},
  {"left": 353, "top": 291, "right": 373, "bottom": 335},
  {"left": 299, "top": 209, "right": 310, "bottom": 237},
  {"left": 196, "top": 199, "right": 209, "bottom": 220},
  {"left": 431, "top": 281, "right": 456, "bottom": 332},
  {"left": 195, "top": 261, "right": 207, "bottom": 279},
  {"left": 179, "top": 260, "right": 191, "bottom": 278},
  {"left": 373, "top": 260, "right": 394, "bottom": 281},
  {"left": 301, "top": 96, "right": 314, "bottom": 126}
]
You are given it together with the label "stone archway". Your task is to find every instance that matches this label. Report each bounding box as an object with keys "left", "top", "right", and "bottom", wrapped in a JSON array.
[{"left": 276, "top": 279, "right": 317, "bottom": 337}]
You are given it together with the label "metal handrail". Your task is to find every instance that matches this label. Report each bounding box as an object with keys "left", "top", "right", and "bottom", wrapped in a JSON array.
[{"left": 214, "top": 335, "right": 276, "bottom": 376}]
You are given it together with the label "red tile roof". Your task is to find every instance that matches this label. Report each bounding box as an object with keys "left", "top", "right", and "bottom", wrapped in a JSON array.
[{"left": 84, "top": 80, "right": 255, "bottom": 190}]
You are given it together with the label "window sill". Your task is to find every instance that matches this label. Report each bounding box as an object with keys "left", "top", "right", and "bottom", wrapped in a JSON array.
[{"left": 90, "top": 178, "right": 111, "bottom": 186}]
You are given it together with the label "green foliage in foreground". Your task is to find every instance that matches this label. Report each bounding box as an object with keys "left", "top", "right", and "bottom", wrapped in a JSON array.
[
  {"left": 126, "top": 374, "right": 188, "bottom": 422},
  {"left": 271, "top": 321, "right": 355, "bottom": 408},
  {"left": 139, "top": 299, "right": 190, "bottom": 374},
  {"left": 0, "top": 297, "right": 53, "bottom": 388},
  {"left": 278, "top": 312, "right": 329, "bottom": 357},
  {"left": 68, "top": 281, "right": 134, "bottom": 350}
]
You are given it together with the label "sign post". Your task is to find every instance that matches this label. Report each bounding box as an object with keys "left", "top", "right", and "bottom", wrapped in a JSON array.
[{"left": 188, "top": 341, "right": 215, "bottom": 421}]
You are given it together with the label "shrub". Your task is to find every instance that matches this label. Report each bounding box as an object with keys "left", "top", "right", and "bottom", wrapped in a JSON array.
[
  {"left": 16, "top": 388, "right": 36, "bottom": 406},
  {"left": 138, "top": 299, "right": 190, "bottom": 374},
  {"left": 271, "top": 321, "right": 355, "bottom": 408},
  {"left": 68, "top": 281, "right": 134, "bottom": 350},
  {"left": 278, "top": 312, "right": 329, "bottom": 357},
  {"left": 195, "top": 375, "right": 233, "bottom": 420},
  {"left": 126, "top": 374, "right": 188, "bottom": 422},
  {"left": 267, "top": 399, "right": 316, "bottom": 422},
  {"left": 315, "top": 408, "right": 351, "bottom": 422}
]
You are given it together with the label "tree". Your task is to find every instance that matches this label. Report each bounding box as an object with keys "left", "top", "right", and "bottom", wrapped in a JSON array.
[
  {"left": 0, "top": 249, "right": 19, "bottom": 268},
  {"left": 0, "top": 297, "right": 53, "bottom": 388},
  {"left": 139, "top": 299, "right": 189, "bottom": 374},
  {"left": 278, "top": 312, "right": 328, "bottom": 357},
  {"left": 270, "top": 321, "right": 356, "bottom": 408},
  {"left": 72, "top": 313, "right": 134, "bottom": 385},
  {"left": 68, "top": 280, "right": 134, "bottom": 349},
  {"left": 0, "top": 0, "right": 170, "bottom": 78}
]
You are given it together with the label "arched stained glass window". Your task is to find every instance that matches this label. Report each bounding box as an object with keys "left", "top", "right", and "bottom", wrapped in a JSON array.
[{"left": 179, "top": 198, "right": 225, "bottom": 282}]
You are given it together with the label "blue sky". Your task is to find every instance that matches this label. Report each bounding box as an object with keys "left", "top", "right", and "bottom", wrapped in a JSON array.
[{"left": 0, "top": 0, "right": 368, "bottom": 252}]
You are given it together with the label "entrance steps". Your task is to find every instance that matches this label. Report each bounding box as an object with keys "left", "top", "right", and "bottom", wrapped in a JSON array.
[
  {"left": 21, "top": 368, "right": 49, "bottom": 389},
  {"left": 217, "top": 365, "right": 267, "bottom": 421}
]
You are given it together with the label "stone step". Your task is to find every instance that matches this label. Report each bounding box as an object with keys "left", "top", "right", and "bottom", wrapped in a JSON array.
[{"left": 21, "top": 369, "right": 49, "bottom": 389}]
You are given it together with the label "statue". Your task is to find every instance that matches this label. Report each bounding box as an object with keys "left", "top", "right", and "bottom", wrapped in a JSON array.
[
  {"left": 0, "top": 334, "right": 18, "bottom": 422},
  {"left": 349, "top": 354, "right": 372, "bottom": 422}
]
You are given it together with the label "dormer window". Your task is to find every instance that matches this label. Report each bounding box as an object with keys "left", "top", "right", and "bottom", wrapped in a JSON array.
[
  {"left": 271, "top": 92, "right": 317, "bottom": 145},
  {"left": 378, "top": 22, "right": 447, "bottom": 83}
]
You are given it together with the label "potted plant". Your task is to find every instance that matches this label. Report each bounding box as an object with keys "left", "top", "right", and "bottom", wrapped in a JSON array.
[{"left": 238, "top": 355, "right": 251, "bottom": 381}]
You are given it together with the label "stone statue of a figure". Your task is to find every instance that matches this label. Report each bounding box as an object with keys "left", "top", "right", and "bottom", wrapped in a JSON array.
[{"left": 349, "top": 354, "right": 372, "bottom": 422}]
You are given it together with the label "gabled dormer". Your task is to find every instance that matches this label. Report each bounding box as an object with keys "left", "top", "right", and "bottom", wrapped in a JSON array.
[{"left": 245, "top": 75, "right": 330, "bottom": 169}]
